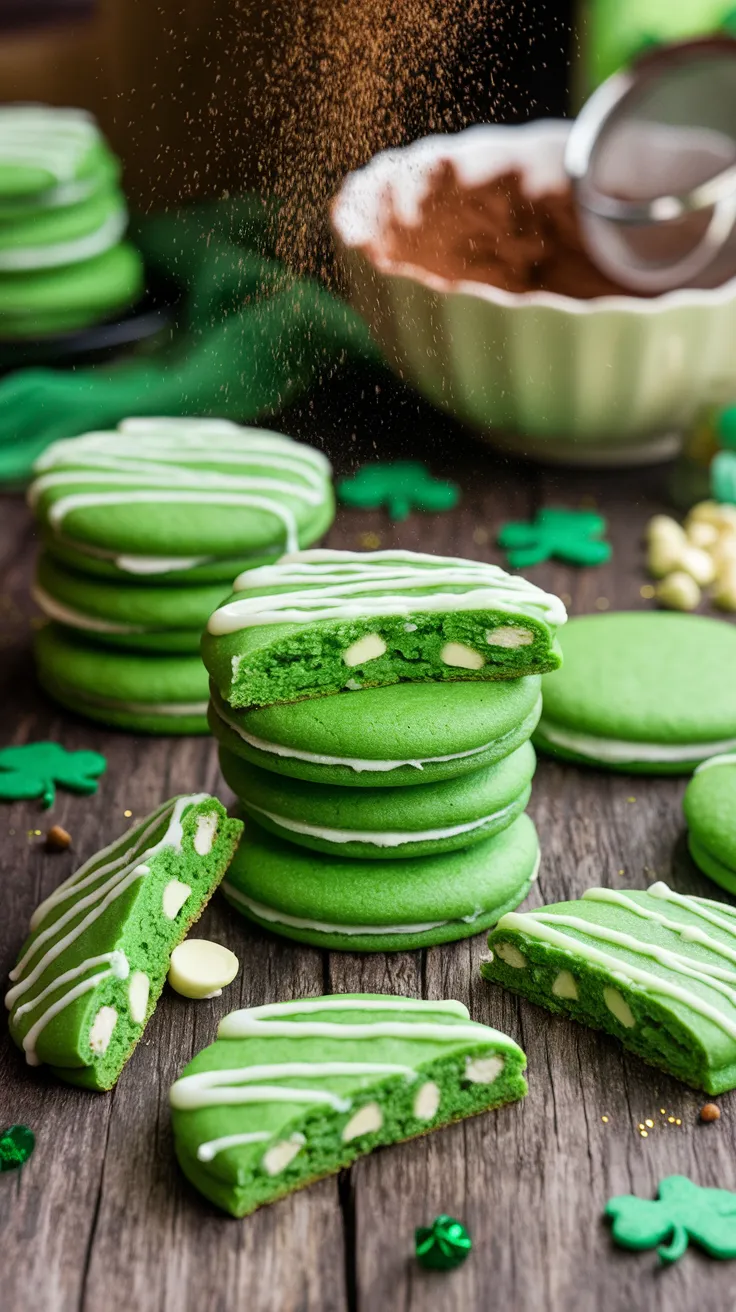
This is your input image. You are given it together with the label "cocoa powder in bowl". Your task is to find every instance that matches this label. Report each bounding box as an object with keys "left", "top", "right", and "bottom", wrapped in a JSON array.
[{"left": 382, "top": 160, "right": 653, "bottom": 299}]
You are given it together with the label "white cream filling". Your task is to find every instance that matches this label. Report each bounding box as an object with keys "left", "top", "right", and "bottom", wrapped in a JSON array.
[
  {"left": 66, "top": 688, "right": 209, "bottom": 717},
  {"left": 32, "top": 583, "right": 147, "bottom": 634},
  {"left": 243, "top": 799, "right": 517, "bottom": 847},
  {"left": 536, "top": 718, "right": 736, "bottom": 764},
  {"left": 0, "top": 209, "right": 127, "bottom": 271}
]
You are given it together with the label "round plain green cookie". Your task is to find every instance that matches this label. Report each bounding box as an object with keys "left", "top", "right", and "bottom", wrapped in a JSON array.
[
  {"left": 33, "top": 552, "right": 230, "bottom": 654},
  {"left": 35, "top": 623, "right": 209, "bottom": 735},
  {"left": 218, "top": 740, "right": 535, "bottom": 858},
  {"left": 0, "top": 242, "right": 144, "bottom": 338},
  {"left": 534, "top": 613, "right": 736, "bottom": 774},
  {"left": 684, "top": 755, "right": 736, "bottom": 895},
  {"left": 209, "top": 675, "right": 542, "bottom": 788},
  {"left": 29, "top": 419, "right": 335, "bottom": 581},
  {"left": 221, "top": 813, "right": 540, "bottom": 951}
]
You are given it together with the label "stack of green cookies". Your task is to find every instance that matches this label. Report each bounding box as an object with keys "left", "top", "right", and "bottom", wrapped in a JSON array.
[
  {"left": 202, "top": 547, "right": 567, "bottom": 951},
  {"left": 28, "top": 417, "right": 335, "bottom": 734},
  {"left": 0, "top": 104, "right": 144, "bottom": 338}
]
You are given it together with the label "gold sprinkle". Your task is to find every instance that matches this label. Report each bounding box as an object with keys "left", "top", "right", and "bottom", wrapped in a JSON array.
[
  {"left": 660, "top": 1109, "right": 666, "bottom": 1114},
  {"left": 123, "top": 810, "right": 132, "bottom": 818},
  {"left": 638, "top": 1123, "right": 645, "bottom": 1130},
  {"left": 359, "top": 532, "right": 382, "bottom": 550},
  {"left": 627, "top": 797, "right": 636, "bottom": 804},
  {"left": 472, "top": 526, "right": 489, "bottom": 545},
  {"left": 601, "top": 1115, "right": 609, "bottom": 1123},
  {"left": 27, "top": 829, "right": 42, "bottom": 838},
  {"left": 640, "top": 584, "right": 656, "bottom": 599},
  {"left": 595, "top": 597, "right": 610, "bottom": 610},
  {"left": 675, "top": 1119, "right": 682, "bottom": 1126},
  {"left": 640, "top": 1130, "right": 648, "bottom": 1138},
  {"left": 668, "top": 1116, "right": 676, "bottom": 1123},
  {"left": 645, "top": 1119, "right": 654, "bottom": 1128},
  {"left": 618, "top": 869, "right": 625, "bottom": 875}
]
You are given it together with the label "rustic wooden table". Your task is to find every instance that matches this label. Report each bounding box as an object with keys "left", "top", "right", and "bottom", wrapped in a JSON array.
[{"left": 1, "top": 368, "right": 732, "bottom": 1312}]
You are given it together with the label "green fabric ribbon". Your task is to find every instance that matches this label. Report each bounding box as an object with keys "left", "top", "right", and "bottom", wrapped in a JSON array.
[{"left": 0, "top": 198, "right": 380, "bottom": 483}]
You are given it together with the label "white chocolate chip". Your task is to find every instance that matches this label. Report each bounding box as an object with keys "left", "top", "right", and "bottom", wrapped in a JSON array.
[
  {"left": 714, "top": 567, "right": 736, "bottom": 613},
  {"left": 342, "top": 633, "right": 387, "bottom": 667},
  {"left": 655, "top": 571, "right": 701, "bottom": 612},
  {"left": 495, "top": 941, "right": 527, "bottom": 969},
  {"left": 89, "top": 1005, "right": 118, "bottom": 1054},
  {"left": 261, "top": 1133, "right": 306, "bottom": 1176},
  {"left": 193, "top": 812, "right": 218, "bottom": 855},
  {"left": 168, "top": 939, "right": 239, "bottom": 1000},
  {"left": 679, "top": 544, "right": 715, "bottom": 586},
  {"left": 128, "top": 971, "right": 150, "bottom": 1024},
  {"left": 552, "top": 970, "right": 578, "bottom": 1000},
  {"left": 404, "top": 622, "right": 417, "bottom": 632},
  {"left": 647, "top": 537, "right": 684, "bottom": 579},
  {"left": 686, "top": 521, "right": 719, "bottom": 551},
  {"left": 440, "top": 642, "right": 485, "bottom": 670},
  {"left": 485, "top": 624, "right": 533, "bottom": 648},
  {"left": 162, "top": 879, "right": 192, "bottom": 920},
  {"left": 342, "top": 1102, "right": 383, "bottom": 1142},
  {"left": 344, "top": 678, "right": 362, "bottom": 691},
  {"left": 647, "top": 514, "right": 685, "bottom": 546},
  {"left": 465, "top": 1055, "right": 505, "bottom": 1084},
  {"left": 603, "top": 987, "right": 635, "bottom": 1029},
  {"left": 712, "top": 536, "right": 736, "bottom": 574},
  {"left": 687, "top": 500, "right": 736, "bottom": 532},
  {"left": 413, "top": 1081, "right": 441, "bottom": 1121}
]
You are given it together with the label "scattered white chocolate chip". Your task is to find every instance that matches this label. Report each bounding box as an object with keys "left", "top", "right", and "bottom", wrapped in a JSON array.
[
  {"left": 646, "top": 537, "right": 684, "bottom": 579},
  {"left": 193, "top": 812, "right": 218, "bottom": 855},
  {"left": 713, "top": 568, "right": 736, "bottom": 612},
  {"left": 261, "top": 1133, "right": 306, "bottom": 1176},
  {"left": 686, "top": 521, "right": 719, "bottom": 551},
  {"left": 128, "top": 970, "right": 150, "bottom": 1024},
  {"left": 342, "top": 633, "right": 387, "bottom": 667},
  {"left": 603, "top": 987, "right": 635, "bottom": 1029},
  {"left": 342, "top": 1102, "right": 383, "bottom": 1142},
  {"left": 647, "top": 514, "right": 685, "bottom": 545},
  {"left": 168, "top": 939, "right": 240, "bottom": 1000},
  {"left": 344, "top": 678, "right": 362, "bottom": 691},
  {"left": 440, "top": 641, "right": 484, "bottom": 670},
  {"left": 485, "top": 624, "right": 533, "bottom": 648},
  {"left": 162, "top": 879, "right": 192, "bottom": 920},
  {"left": 465, "top": 1055, "right": 505, "bottom": 1084},
  {"left": 712, "top": 535, "right": 736, "bottom": 573},
  {"left": 413, "top": 1080, "right": 441, "bottom": 1121},
  {"left": 89, "top": 1005, "right": 118, "bottom": 1054},
  {"left": 679, "top": 544, "right": 715, "bottom": 586},
  {"left": 495, "top": 941, "right": 527, "bottom": 969},
  {"left": 552, "top": 970, "right": 578, "bottom": 1001},
  {"left": 655, "top": 571, "right": 701, "bottom": 612},
  {"left": 404, "top": 622, "right": 417, "bottom": 632},
  {"left": 687, "top": 500, "right": 736, "bottom": 532}
]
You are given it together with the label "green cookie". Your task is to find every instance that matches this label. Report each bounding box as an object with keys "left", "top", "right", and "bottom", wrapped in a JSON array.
[
  {"left": 6, "top": 793, "right": 242, "bottom": 1089},
  {"left": 209, "top": 675, "right": 542, "bottom": 787},
  {"left": 221, "top": 813, "right": 540, "bottom": 951},
  {"left": 30, "top": 419, "right": 335, "bottom": 582},
  {"left": 684, "top": 755, "right": 736, "bottom": 894},
  {"left": 534, "top": 613, "right": 736, "bottom": 773},
  {"left": 202, "top": 548, "right": 565, "bottom": 710},
  {"left": 219, "top": 741, "right": 535, "bottom": 858},
  {"left": 0, "top": 187, "right": 126, "bottom": 271},
  {"left": 0, "top": 106, "right": 113, "bottom": 202},
  {"left": 0, "top": 241, "right": 143, "bottom": 338},
  {"left": 169, "top": 994, "right": 527, "bottom": 1217},
  {"left": 483, "top": 881, "right": 736, "bottom": 1095},
  {"left": 35, "top": 623, "right": 209, "bottom": 735},
  {"left": 34, "top": 552, "right": 230, "bottom": 654}
]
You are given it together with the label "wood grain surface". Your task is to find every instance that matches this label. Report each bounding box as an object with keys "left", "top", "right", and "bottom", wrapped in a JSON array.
[{"left": 0, "top": 368, "right": 733, "bottom": 1312}]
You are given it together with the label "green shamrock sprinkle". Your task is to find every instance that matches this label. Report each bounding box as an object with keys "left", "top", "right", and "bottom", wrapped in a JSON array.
[
  {"left": 338, "top": 461, "right": 459, "bottom": 522},
  {"left": 606, "top": 1176, "right": 736, "bottom": 1264},
  {"left": 0, "top": 1125, "right": 35, "bottom": 1172},
  {"left": 498, "top": 507, "right": 611, "bottom": 568},
  {"left": 0, "top": 742, "right": 106, "bottom": 809},
  {"left": 711, "top": 451, "right": 736, "bottom": 505},
  {"left": 415, "top": 1215, "right": 472, "bottom": 1270}
]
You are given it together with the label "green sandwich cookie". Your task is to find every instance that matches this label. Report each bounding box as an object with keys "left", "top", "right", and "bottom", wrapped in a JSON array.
[
  {"left": 221, "top": 813, "right": 540, "bottom": 951},
  {"left": 5, "top": 794, "right": 242, "bottom": 1090},
  {"left": 30, "top": 419, "right": 334, "bottom": 583},
  {"left": 202, "top": 548, "right": 566, "bottom": 710},
  {"left": 33, "top": 552, "right": 229, "bottom": 654},
  {"left": 209, "top": 676, "right": 542, "bottom": 788},
  {"left": 0, "top": 187, "right": 127, "bottom": 272},
  {"left": 35, "top": 623, "right": 210, "bottom": 735},
  {"left": 219, "top": 741, "right": 535, "bottom": 858},
  {"left": 169, "top": 993, "right": 527, "bottom": 1217},
  {"left": 0, "top": 243, "right": 143, "bottom": 338},
  {"left": 483, "top": 882, "right": 736, "bottom": 1095},
  {"left": 684, "top": 756, "right": 736, "bottom": 895},
  {"left": 0, "top": 105, "right": 116, "bottom": 205},
  {"left": 534, "top": 613, "right": 736, "bottom": 773}
]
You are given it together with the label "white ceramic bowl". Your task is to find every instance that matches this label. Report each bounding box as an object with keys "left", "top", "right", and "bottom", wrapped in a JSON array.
[{"left": 331, "top": 120, "right": 736, "bottom": 466}]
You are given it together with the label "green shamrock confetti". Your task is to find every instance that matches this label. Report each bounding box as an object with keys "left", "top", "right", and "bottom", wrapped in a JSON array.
[
  {"left": 338, "top": 461, "right": 459, "bottom": 522},
  {"left": 497, "top": 507, "right": 612, "bottom": 568},
  {"left": 415, "top": 1215, "right": 472, "bottom": 1270},
  {"left": 0, "top": 742, "right": 106, "bottom": 808},
  {"left": 711, "top": 451, "right": 736, "bottom": 505},
  {"left": 606, "top": 1176, "right": 736, "bottom": 1264},
  {"left": 0, "top": 1125, "right": 35, "bottom": 1172}
]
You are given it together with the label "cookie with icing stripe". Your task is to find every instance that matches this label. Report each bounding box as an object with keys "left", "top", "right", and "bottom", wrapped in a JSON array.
[
  {"left": 221, "top": 813, "right": 540, "bottom": 951},
  {"left": 483, "top": 881, "right": 736, "bottom": 1094},
  {"left": 0, "top": 105, "right": 116, "bottom": 204},
  {"left": 534, "top": 613, "right": 736, "bottom": 773},
  {"left": 5, "top": 794, "right": 242, "bottom": 1090},
  {"left": 209, "top": 676, "right": 542, "bottom": 787},
  {"left": 0, "top": 243, "right": 143, "bottom": 340},
  {"left": 202, "top": 548, "right": 565, "bottom": 710},
  {"left": 169, "top": 993, "right": 527, "bottom": 1216},
  {"left": 35, "top": 623, "right": 210, "bottom": 735},
  {"left": 0, "top": 186, "right": 127, "bottom": 272},
  {"left": 29, "top": 419, "right": 334, "bottom": 583},
  {"left": 219, "top": 741, "right": 535, "bottom": 858},
  {"left": 684, "top": 755, "right": 736, "bottom": 895}
]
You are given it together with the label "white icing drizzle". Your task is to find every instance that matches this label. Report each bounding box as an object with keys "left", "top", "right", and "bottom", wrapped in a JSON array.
[
  {"left": 536, "top": 718, "right": 736, "bottom": 764},
  {"left": 69, "top": 690, "right": 209, "bottom": 718},
  {"left": 212, "top": 693, "right": 542, "bottom": 773},
  {"left": 32, "top": 583, "right": 147, "bottom": 635},
  {"left": 19, "top": 950, "right": 129, "bottom": 1066},
  {"left": 242, "top": 799, "right": 519, "bottom": 848},
  {"left": 208, "top": 548, "right": 566, "bottom": 635},
  {"left": 222, "top": 882, "right": 450, "bottom": 935},
  {"left": 196, "top": 1131, "right": 271, "bottom": 1162},
  {"left": 171, "top": 1061, "right": 417, "bottom": 1110},
  {"left": 30, "top": 421, "right": 332, "bottom": 557},
  {"left": 694, "top": 754, "right": 736, "bottom": 775},
  {"left": 0, "top": 106, "right": 97, "bottom": 181},
  {"left": 0, "top": 208, "right": 126, "bottom": 272},
  {"left": 223, "top": 996, "right": 470, "bottom": 1024},
  {"left": 583, "top": 888, "right": 736, "bottom": 971}
]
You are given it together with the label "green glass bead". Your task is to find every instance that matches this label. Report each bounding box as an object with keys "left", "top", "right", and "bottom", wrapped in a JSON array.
[
  {"left": 0, "top": 1124, "right": 35, "bottom": 1172},
  {"left": 415, "top": 1214, "right": 472, "bottom": 1270}
]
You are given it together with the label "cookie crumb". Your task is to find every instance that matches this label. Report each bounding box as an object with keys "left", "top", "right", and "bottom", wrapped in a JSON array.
[
  {"left": 700, "top": 1103, "right": 721, "bottom": 1123},
  {"left": 45, "top": 824, "right": 71, "bottom": 852}
]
